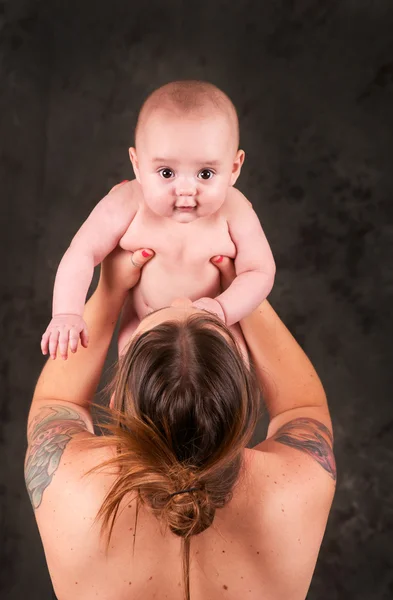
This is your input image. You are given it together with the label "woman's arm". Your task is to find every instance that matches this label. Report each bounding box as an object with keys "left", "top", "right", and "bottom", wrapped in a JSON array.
[
  {"left": 212, "top": 256, "right": 331, "bottom": 436},
  {"left": 240, "top": 300, "right": 329, "bottom": 418}
]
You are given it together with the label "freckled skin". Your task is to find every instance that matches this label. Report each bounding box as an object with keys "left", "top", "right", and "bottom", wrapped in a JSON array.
[
  {"left": 24, "top": 405, "right": 90, "bottom": 509},
  {"left": 273, "top": 418, "right": 337, "bottom": 481}
]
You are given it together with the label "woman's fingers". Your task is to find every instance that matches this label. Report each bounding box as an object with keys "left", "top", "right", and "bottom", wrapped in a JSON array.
[
  {"left": 130, "top": 249, "right": 154, "bottom": 269},
  {"left": 100, "top": 246, "right": 155, "bottom": 295},
  {"left": 211, "top": 255, "right": 236, "bottom": 291}
]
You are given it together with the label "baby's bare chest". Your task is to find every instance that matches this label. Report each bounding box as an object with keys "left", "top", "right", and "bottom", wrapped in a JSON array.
[{"left": 119, "top": 210, "right": 236, "bottom": 263}]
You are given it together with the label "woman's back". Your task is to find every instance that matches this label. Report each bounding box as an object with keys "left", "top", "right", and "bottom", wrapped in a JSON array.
[
  {"left": 38, "top": 427, "right": 334, "bottom": 600},
  {"left": 28, "top": 254, "right": 336, "bottom": 600}
]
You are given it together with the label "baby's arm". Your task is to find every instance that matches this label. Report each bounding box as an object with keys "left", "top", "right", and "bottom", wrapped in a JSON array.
[
  {"left": 194, "top": 189, "right": 276, "bottom": 326},
  {"left": 42, "top": 183, "right": 137, "bottom": 358}
]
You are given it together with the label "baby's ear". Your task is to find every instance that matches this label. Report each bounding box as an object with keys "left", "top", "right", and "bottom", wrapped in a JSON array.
[
  {"left": 230, "top": 149, "right": 245, "bottom": 186},
  {"left": 128, "top": 147, "right": 141, "bottom": 182}
]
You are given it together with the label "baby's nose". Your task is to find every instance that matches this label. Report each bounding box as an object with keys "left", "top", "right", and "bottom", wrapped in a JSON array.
[
  {"left": 176, "top": 177, "right": 197, "bottom": 197},
  {"left": 170, "top": 297, "right": 193, "bottom": 309}
]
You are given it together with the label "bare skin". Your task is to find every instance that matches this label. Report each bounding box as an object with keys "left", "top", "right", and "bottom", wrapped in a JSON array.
[
  {"left": 26, "top": 426, "right": 335, "bottom": 600},
  {"left": 27, "top": 251, "right": 336, "bottom": 600},
  {"left": 41, "top": 110, "right": 276, "bottom": 361}
]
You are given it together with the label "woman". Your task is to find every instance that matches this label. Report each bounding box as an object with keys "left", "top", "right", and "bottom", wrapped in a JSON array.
[{"left": 25, "top": 245, "right": 336, "bottom": 600}]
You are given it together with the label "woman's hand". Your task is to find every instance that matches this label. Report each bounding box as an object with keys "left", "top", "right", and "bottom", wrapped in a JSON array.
[
  {"left": 99, "top": 245, "right": 155, "bottom": 295},
  {"left": 210, "top": 255, "right": 236, "bottom": 292},
  {"left": 191, "top": 255, "right": 236, "bottom": 323}
]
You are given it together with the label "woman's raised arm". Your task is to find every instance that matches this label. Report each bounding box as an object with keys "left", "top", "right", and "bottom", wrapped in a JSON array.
[{"left": 212, "top": 256, "right": 332, "bottom": 440}]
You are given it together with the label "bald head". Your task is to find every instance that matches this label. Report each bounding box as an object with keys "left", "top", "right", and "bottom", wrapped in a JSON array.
[{"left": 134, "top": 80, "right": 240, "bottom": 152}]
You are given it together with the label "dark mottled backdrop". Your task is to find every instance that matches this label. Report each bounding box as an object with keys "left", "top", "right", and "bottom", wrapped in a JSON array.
[{"left": 1, "top": 0, "right": 392, "bottom": 598}]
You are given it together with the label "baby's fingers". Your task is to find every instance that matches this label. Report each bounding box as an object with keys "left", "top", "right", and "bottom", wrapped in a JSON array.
[
  {"left": 41, "top": 332, "right": 50, "bottom": 355},
  {"left": 80, "top": 327, "right": 89, "bottom": 349},
  {"left": 58, "top": 327, "right": 72, "bottom": 360},
  {"left": 67, "top": 327, "right": 79, "bottom": 354},
  {"left": 48, "top": 330, "right": 60, "bottom": 360}
]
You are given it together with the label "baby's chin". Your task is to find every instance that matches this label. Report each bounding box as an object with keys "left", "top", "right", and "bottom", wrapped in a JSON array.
[{"left": 170, "top": 207, "right": 200, "bottom": 223}]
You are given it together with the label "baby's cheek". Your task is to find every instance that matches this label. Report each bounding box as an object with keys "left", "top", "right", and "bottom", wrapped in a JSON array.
[
  {"left": 201, "top": 190, "right": 226, "bottom": 215},
  {"left": 144, "top": 193, "right": 172, "bottom": 217}
]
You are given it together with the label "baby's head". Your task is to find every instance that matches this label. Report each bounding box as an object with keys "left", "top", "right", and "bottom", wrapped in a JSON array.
[{"left": 129, "top": 80, "right": 245, "bottom": 222}]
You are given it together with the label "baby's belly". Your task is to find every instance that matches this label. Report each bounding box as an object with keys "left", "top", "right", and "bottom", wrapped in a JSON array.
[{"left": 132, "top": 257, "right": 221, "bottom": 318}]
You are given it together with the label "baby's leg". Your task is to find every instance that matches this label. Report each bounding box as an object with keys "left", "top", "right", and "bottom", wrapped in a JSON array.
[{"left": 117, "top": 291, "right": 141, "bottom": 358}]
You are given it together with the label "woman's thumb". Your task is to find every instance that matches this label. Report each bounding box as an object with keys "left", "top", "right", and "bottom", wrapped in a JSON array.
[
  {"left": 211, "top": 255, "right": 236, "bottom": 289},
  {"left": 132, "top": 248, "right": 155, "bottom": 267}
]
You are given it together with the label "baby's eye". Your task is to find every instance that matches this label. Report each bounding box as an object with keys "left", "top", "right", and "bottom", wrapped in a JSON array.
[
  {"left": 198, "top": 169, "right": 214, "bottom": 180},
  {"left": 159, "top": 168, "right": 174, "bottom": 179}
]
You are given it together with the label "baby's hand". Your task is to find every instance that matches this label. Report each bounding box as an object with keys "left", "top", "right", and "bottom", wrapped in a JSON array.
[
  {"left": 41, "top": 314, "right": 89, "bottom": 360},
  {"left": 192, "top": 297, "right": 226, "bottom": 323}
]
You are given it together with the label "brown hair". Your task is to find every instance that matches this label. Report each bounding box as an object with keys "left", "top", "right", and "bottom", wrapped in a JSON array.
[
  {"left": 134, "top": 79, "right": 240, "bottom": 151},
  {"left": 78, "top": 312, "right": 262, "bottom": 600}
]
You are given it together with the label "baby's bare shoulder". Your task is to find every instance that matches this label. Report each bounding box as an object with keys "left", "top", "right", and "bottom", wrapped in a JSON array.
[
  {"left": 222, "top": 186, "right": 253, "bottom": 218},
  {"left": 227, "top": 186, "right": 252, "bottom": 205},
  {"left": 105, "top": 179, "right": 143, "bottom": 214},
  {"left": 107, "top": 178, "right": 140, "bottom": 201}
]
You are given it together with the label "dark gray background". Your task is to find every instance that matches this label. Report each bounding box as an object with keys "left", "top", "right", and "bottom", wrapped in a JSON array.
[{"left": 1, "top": 0, "right": 392, "bottom": 598}]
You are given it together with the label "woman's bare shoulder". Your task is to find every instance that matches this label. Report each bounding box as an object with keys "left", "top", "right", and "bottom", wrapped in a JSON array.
[{"left": 242, "top": 445, "right": 335, "bottom": 596}]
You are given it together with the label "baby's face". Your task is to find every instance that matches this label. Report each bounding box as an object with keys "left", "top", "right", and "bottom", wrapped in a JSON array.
[{"left": 130, "top": 110, "right": 243, "bottom": 223}]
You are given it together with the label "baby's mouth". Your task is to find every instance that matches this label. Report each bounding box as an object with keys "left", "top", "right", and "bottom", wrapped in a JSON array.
[{"left": 175, "top": 206, "right": 196, "bottom": 211}]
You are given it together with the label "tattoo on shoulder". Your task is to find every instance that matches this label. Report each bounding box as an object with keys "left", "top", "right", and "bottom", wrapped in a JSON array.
[
  {"left": 273, "top": 418, "right": 336, "bottom": 481},
  {"left": 25, "top": 405, "right": 89, "bottom": 510}
]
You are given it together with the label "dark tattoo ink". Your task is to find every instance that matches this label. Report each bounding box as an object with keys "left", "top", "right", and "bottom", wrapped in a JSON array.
[
  {"left": 274, "top": 418, "right": 336, "bottom": 481},
  {"left": 25, "top": 405, "right": 89, "bottom": 509}
]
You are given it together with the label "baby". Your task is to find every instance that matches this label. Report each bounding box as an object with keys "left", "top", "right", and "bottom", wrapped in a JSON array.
[{"left": 41, "top": 80, "right": 276, "bottom": 361}]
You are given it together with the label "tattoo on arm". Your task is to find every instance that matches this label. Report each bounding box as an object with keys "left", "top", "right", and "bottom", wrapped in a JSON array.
[
  {"left": 25, "top": 405, "right": 89, "bottom": 510},
  {"left": 273, "top": 418, "right": 336, "bottom": 481}
]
